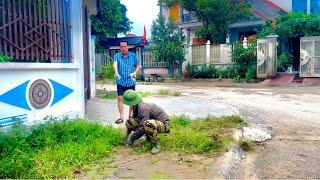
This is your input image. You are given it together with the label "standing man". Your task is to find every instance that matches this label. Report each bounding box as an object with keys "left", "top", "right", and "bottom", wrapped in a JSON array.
[{"left": 113, "top": 40, "right": 141, "bottom": 124}]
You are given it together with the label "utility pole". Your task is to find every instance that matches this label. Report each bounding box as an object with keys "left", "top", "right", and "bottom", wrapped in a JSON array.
[{"left": 159, "top": 0, "right": 163, "bottom": 17}]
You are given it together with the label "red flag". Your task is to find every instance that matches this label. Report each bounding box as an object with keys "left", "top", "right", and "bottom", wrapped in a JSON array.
[{"left": 142, "top": 26, "right": 147, "bottom": 44}]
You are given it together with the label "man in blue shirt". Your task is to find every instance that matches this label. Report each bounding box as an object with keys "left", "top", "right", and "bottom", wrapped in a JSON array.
[{"left": 113, "top": 40, "right": 141, "bottom": 124}]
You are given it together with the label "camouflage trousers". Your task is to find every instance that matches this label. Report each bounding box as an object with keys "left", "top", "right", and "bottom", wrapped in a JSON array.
[{"left": 125, "top": 118, "right": 170, "bottom": 144}]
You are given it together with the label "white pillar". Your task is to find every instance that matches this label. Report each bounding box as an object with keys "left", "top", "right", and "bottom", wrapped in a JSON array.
[
  {"left": 188, "top": 42, "right": 193, "bottom": 65},
  {"left": 307, "top": 0, "right": 311, "bottom": 14},
  {"left": 243, "top": 37, "right": 248, "bottom": 49},
  {"left": 206, "top": 40, "right": 211, "bottom": 64}
]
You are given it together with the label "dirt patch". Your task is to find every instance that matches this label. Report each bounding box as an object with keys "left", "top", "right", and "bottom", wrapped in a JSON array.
[{"left": 77, "top": 148, "right": 219, "bottom": 179}]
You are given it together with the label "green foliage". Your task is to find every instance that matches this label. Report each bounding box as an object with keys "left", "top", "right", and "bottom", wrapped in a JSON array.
[
  {"left": 231, "top": 43, "right": 257, "bottom": 79},
  {"left": 277, "top": 51, "right": 293, "bottom": 72},
  {"left": 233, "top": 75, "right": 241, "bottom": 83},
  {"left": 151, "top": 115, "right": 245, "bottom": 155},
  {"left": 276, "top": 13, "right": 320, "bottom": 37},
  {"left": 0, "top": 120, "right": 123, "bottom": 178},
  {"left": 257, "top": 20, "right": 276, "bottom": 38},
  {"left": 259, "top": 13, "right": 320, "bottom": 52},
  {"left": 96, "top": 90, "right": 118, "bottom": 99},
  {"left": 192, "top": 64, "right": 217, "bottom": 79},
  {"left": 151, "top": 16, "right": 185, "bottom": 77},
  {"left": 91, "top": 0, "right": 132, "bottom": 50},
  {"left": 245, "top": 66, "right": 256, "bottom": 81},
  {"left": 101, "top": 63, "right": 115, "bottom": 80},
  {"left": 180, "top": 0, "right": 251, "bottom": 43},
  {"left": 240, "top": 140, "right": 255, "bottom": 151},
  {"left": 156, "top": 88, "right": 181, "bottom": 96},
  {"left": 210, "top": 65, "right": 239, "bottom": 79},
  {"left": 0, "top": 54, "right": 12, "bottom": 62},
  {"left": 96, "top": 90, "right": 152, "bottom": 99},
  {"left": 135, "top": 115, "right": 245, "bottom": 155},
  {"left": 184, "top": 63, "right": 193, "bottom": 80}
]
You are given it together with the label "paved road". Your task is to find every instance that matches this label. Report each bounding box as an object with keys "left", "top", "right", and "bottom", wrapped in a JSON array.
[
  {"left": 170, "top": 84, "right": 320, "bottom": 178},
  {"left": 90, "top": 82, "right": 320, "bottom": 178}
]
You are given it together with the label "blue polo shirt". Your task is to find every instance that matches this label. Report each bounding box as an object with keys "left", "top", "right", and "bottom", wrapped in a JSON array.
[{"left": 113, "top": 52, "right": 139, "bottom": 87}]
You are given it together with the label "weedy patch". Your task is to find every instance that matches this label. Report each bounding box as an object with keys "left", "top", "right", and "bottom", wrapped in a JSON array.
[
  {"left": 135, "top": 115, "right": 245, "bottom": 156},
  {"left": 240, "top": 139, "right": 255, "bottom": 151},
  {"left": 96, "top": 90, "right": 152, "bottom": 99},
  {"left": 149, "top": 171, "right": 173, "bottom": 179},
  {"left": 157, "top": 88, "right": 182, "bottom": 96},
  {"left": 0, "top": 120, "right": 123, "bottom": 179}
]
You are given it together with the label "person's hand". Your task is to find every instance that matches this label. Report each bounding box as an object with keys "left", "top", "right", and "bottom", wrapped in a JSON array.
[
  {"left": 130, "top": 72, "right": 136, "bottom": 78},
  {"left": 114, "top": 73, "right": 121, "bottom": 80}
]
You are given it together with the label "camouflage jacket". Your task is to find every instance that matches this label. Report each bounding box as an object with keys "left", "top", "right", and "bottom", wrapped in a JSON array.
[{"left": 132, "top": 102, "right": 170, "bottom": 125}]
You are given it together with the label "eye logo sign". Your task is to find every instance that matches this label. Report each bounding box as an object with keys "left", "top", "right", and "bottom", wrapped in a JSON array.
[
  {"left": 0, "top": 79, "right": 73, "bottom": 110},
  {"left": 29, "top": 79, "right": 52, "bottom": 109}
]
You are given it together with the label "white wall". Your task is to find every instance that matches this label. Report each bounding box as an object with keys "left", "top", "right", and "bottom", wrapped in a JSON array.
[
  {"left": 0, "top": 64, "right": 82, "bottom": 124},
  {"left": 0, "top": 0, "right": 87, "bottom": 125}
]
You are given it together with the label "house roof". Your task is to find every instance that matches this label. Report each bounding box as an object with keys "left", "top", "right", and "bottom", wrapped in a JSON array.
[
  {"left": 229, "top": 0, "right": 287, "bottom": 28},
  {"left": 249, "top": 0, "right": 287, "bottom": 20},
  {"left": 101, "top": 36, "right": 148, "bottom": 49}
]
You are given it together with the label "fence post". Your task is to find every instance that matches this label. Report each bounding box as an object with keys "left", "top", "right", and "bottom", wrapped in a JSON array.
[
  {"left": 206, "top": 40, "right": 211, "bottom": 64},
  {"left": 188, "top": 42, "right": 193, "bottom": 65},
  {"left": 243, "top": 37, "right": 248, "bottom": 49}
]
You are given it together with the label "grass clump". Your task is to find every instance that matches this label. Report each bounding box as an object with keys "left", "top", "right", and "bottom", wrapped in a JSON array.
[
  {"left": 96, "top": 90, "right": 152, "bottom": 99},
  {"left": 96, "top": 90, "right": 118, "bottom": 99},
  {"left": 0, "top": 120, "right": 123, "bottom": 179},
  {"left": 156, "top": 88, "right": 181, "bottom": 96},
  {"left": 240, "top": 140, "right": 255, "bottom": 151},
  {"left": 136, "top": 115, "right": 245, "bottom": 156}
]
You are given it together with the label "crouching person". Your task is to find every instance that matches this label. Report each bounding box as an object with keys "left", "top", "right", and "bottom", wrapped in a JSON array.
[{"left": 122, "top": 89, "right": 170, "bottom": 154}]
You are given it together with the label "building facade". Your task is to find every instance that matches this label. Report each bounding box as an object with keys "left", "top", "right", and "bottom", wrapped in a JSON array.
[{"left": 292, "top": 0, "right": 320, "bottom": 14}]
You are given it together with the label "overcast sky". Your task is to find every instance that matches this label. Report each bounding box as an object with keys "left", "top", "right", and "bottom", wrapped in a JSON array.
[{"left": 120, "top": 0, "right": 159, "bottom": 38}]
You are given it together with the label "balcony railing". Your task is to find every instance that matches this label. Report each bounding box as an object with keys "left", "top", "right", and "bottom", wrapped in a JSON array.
[{"left": 181, "top": 12, "right": 198, "bottom": 23}]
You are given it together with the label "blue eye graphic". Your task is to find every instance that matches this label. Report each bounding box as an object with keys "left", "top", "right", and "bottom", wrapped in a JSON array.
[{"left": 0, "top": 79, "right": 73, "bottom": 110}]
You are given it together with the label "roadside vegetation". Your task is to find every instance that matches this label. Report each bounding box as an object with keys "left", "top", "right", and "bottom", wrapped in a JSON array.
[
  {"left": 136, "top": 115, "right": 246, "bottom": 156},
  {"left": 0, "top": 115, "right": 246, "bottom": 178},
  {"left": 96, "top": 88, "right": 181, "bottom": 99},
  {"left": 0, "top": 120, "right": 123, "bottom": 178}
]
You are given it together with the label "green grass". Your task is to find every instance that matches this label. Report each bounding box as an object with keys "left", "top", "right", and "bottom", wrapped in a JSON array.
[
  {"left": 0, "top": 120, "right": 123, "bottom": 179},
  {"left": 0, "top": 116, "right": 245, "bottom": 178},
  {"left": 96, "top": 90, "right": 152, "bottom": 99},
  {"left": 240, "top": 140, "right": 255, "bottom": 151},
  {"left": 156, "top": 88, "right": 182, "bottom": 96},
  {"left": 136, "top": 115, "right": 245, "bottom": 156},
  {"left": 149, "top": 171, "right": 173, "bottom": 179}
]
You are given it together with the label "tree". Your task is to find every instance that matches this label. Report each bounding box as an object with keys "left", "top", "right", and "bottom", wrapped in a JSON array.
[
  {"left": 151, "top": 15, "right": 185, "bottom": 77},
  {"left": 91, "top": 0, "right": 132, "bottom": 50},
  {"left": 162, "top": 0, "right": 251, "bottom": 43},
  {"left": 258, "top": 13, "right": 320, "bottom": 70}
]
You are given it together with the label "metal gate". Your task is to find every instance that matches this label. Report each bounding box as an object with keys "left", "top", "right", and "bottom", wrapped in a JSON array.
[
  {"left": 300, "top": 36, "right": 320, "bottom": 77},
  {"left": 257, "top": 37, "right": 277, "bottom": 78},
  {"left": 0, "top": 0, "right": 72, "bottom": 62}
]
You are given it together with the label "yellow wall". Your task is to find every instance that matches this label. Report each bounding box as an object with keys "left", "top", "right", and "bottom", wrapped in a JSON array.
[{"left": 169, "top": 5, "right": 180, "bottom": 22}]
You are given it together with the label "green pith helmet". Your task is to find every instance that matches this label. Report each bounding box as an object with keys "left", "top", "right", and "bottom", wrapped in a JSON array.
[{"left": 122, "top": 90, "right": 142, "bottom": 106}]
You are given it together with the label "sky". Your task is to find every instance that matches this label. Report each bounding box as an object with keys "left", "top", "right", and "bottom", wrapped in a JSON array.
[{"left": 120, "top": 0, "right": 159, "bottom": 39}]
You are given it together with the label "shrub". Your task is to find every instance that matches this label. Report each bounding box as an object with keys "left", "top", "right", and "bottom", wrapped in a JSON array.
[
  {"left": 101, "top": 63, "right": 115, "bottom": 79},
  {"left": 277, "top": 51, "right": 293, "bottom": 72},
  {"left": 231, "top": 43, "right": 257, "bottom": 79},
  {"left": 245, "top": 66, "right": 256, "bottom": 81},
  {"left": 0, "top": 54, "right": 12, "bottom": 62},
  {"left": 0, "top": 120, "right": 123, "bottom": 178},
  {"left": 192, "top": 64, "right": 217, "bottom": 79}
]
